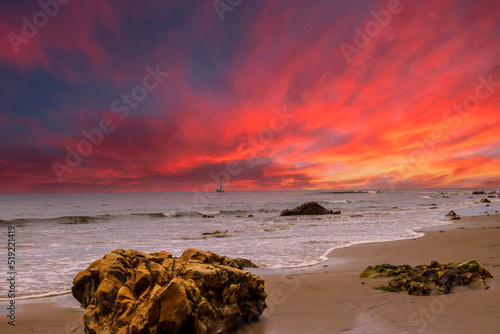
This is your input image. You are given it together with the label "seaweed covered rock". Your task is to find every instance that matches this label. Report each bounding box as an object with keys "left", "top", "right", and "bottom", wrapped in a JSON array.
[
  {"left": 280, "top": 202, "right": 340, "bottom": 216},
  {"left": 360, "top": 260, "right": 492, "bottom": 296},
  {"left": 72, "top": 248, "right": 266, "bottom": 334}
]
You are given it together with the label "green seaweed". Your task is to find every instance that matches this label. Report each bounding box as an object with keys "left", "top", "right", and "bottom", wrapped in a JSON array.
[
  {"left": 361, "top": 260, "right": 492, "bottom": 296},
  {"left": 376, "top": 285, "right": 402, "bottom": 293},
  {"left": 360, "top": 264, "right": 398, "bottom": 278}
]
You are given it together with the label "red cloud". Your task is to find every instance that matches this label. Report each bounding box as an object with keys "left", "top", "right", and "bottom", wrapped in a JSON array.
[{"left": 1, "top": 0, "right": 499, "bottom": 193}]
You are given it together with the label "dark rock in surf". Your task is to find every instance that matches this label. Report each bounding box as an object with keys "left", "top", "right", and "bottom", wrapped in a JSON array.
[
  {"left": 480, "top": 198, "right": 491, "bottom": 203},
  {"left": 202, "top": 230, "right": 227, "bottom": 235},
  {"left": 234, "top": 258, "right": 259, "bottom": 268},
  {"left": 445, "top": 210, "right": 461, "bottom": 220},
  {"left": 472, "top": 191, "right": 485, "bottom": 195},
  {"left": 280, "top": 202, "right": 340, "bottom": 216}
]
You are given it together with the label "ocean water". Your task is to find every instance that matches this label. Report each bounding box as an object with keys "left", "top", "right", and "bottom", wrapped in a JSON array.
[{"left": 0, "top": 189, "right": 498, "bottom": 299}]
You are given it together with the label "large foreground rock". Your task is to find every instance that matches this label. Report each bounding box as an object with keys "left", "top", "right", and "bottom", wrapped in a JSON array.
[
  {"left": 280, "top": 201, "right": 340, "bottom": 216},
  {"left": 360, "top": 260, "right": 493, "bottom": 296},
  {"left": 72, "top": 248, "right": 267, "bottom": 334}
]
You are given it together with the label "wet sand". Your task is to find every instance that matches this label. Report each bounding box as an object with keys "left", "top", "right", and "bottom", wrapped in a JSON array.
[{"left": 1, "top": 214, "right": 499, "bottom": 334}]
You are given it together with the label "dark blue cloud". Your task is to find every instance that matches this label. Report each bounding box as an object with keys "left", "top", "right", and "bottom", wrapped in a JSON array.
[{"left": 2, "top": 67, "right": 68, "bottom": 122}]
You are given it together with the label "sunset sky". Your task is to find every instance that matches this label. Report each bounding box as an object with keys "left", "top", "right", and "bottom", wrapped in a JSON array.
[{"left": 1, "top": 0, "right": 499, "bottom": 194}]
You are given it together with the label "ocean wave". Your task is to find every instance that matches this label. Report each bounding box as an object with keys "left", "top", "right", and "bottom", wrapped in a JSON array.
[
  {"left": 368, "top": 212, "right": 391, "bottom": 216},
  {"left": 0, "top": 218, "right": 30, "bottom": 225},
  {"left": 1, "top": 215, "right": 113, "bottom": 225},
  {"left": 1, "top": 211, "right": 187, "bottom": 225},
  {"left": 181, "top": 236, "right": 208, "bottom": 240},
  {"left": 258, "top": 208, "right": 279, "bottom": 212},
  {"left": 57, "top": 216, "right": 96, "bottom": 224},
  {"left": 303, "top": 240, "right": 335, "bottom": 244},
  {"left": 131, "top": 212, "right": 172, "bottom": 218},
  {"left": 0, "top": 290, "right": 71, "bottom": 302},
  {"left": 0, "top": 207, "right": 283, "bottom": 224},
  {"left": 219, "top": 209, "right": 249, "bottom": 215},
  {"left": 165, "top": 211, "right": 179, "bottom": 218}
]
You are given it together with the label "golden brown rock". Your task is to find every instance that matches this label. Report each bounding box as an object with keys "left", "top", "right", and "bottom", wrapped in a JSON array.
[{"left": 72, "top": 248, "right": 266, "bottom": 334}]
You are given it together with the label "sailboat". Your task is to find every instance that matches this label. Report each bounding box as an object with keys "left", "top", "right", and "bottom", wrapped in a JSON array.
[{"left": 215, "top": 175, "right": 224, "bottom": 192}]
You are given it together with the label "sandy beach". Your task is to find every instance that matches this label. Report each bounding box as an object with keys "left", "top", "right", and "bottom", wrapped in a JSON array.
[{"left": 2, "top": 214, "right": 499, "bottom": 334}]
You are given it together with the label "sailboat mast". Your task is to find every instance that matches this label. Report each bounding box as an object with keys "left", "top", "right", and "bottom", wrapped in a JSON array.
[{"left": 216, "top": 175, "right": 224, "bottom": 192}]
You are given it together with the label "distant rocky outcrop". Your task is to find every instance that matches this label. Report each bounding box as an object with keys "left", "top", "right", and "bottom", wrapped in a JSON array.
[
  {"left": 280, "top": 202, "right": 341, "bottom": 216},
  {"left": 360, "top": 260, "right": 492, "bottom": 296},
  {"left": 445, "top": 210, "right": 461, "bottom": 220},
  {"left": 472, "top": 191, "right": 485, "bottom": 195},
  {"left": 480, "top": 198, "right": 491, "bottom": 203},
  {"left": 72, "top": 248, "right": 266, "bottom": 334}
]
